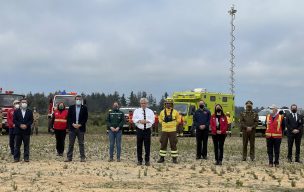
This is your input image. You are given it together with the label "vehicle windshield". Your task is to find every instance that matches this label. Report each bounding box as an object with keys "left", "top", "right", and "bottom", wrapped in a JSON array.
[
  {"left": 258, "top": 109, "right": 272, "bottom": 116},
  {"left": 0, "top": 94, "right": 24, "bottom": 107},
  {"left": 54, "top": 96, "right": 76, "bottom": 107},
  {"left": 174, "top": 103, "right": 188, "bottom": 115}
]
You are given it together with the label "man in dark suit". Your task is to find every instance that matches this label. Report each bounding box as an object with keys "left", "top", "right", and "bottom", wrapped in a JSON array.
[
  {"left": 65, "top": 95, "right": 88, "bottom": 162},
  {"left": 13, "top": 98, "right": 33, "bottom": 162},
  {"left": 286, "top": 104, "right": 303, "bottom": 163}
]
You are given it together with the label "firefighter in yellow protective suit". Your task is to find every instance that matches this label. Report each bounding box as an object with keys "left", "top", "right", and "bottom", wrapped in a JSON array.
[{"left": 158, "top": 98, "right": 181, "bottom": 164}]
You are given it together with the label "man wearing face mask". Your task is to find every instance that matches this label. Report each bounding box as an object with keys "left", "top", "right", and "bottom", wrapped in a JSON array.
[
  {"left": 286, "top": 104, "right": 303, "bottom": 163},
  {"left": 193, "top": 100, "right": 211, "bottom": 160},
  {"left": 7, "top": 100, "right": 20, "bottom": 155},
  {"left": 157, "top": 98, "right": 180, "bottom": 164},
  {"left": 65, "top": 95, "right": 88, "bottom": 162},
  {"left": 240, "top": 100, "right": 258, "bottom": 161},
  {"left": 13, "top": 98, "right": 33, "bottom": 162},
  {"left": 51, "top": 102, "right": 68, "bottom": 156},
  {"left": 106, "top": 102, "right": 125, "bottom": 162},
  {"left": 265, "top": 104, "right": 285, "bottom": 167}
]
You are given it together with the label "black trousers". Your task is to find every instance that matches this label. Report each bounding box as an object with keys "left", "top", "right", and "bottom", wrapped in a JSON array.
[
  {"left": 196, "top": 129, "right": 209, "bottom": 158},
  {"left": 67, "top": 130, "right": 85, "bottom": 160},
  {"left": 266, "top": 138, "right": 281, "bottom": 164},
  {"left": 212, "top": 134, "right": 226, "bottom": 162},
  {"left": 136, "top": 128, "right": 151, "bottom": 163},
  {"left": 9, "top": 128, "right": 15, "bottom": 155},
  {"left": 287, "top": 133, "right": 302, "bottom": 161},
  {"left": 14, "top": 134, "right": 30, "bottom": 161},
  {"left": 54, "top": 130, "right": 66, "bottom": 155}
]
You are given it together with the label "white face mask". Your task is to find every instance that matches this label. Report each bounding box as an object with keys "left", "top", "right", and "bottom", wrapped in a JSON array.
[
  {"left": 21, "top": 103, "right": 27, "bottom": 109},
  {"left": 76, "top": 100, "right": 82, "bottom": 105},
  {"left": 15, "top": 104, "right": 20, "bottom": 109}
]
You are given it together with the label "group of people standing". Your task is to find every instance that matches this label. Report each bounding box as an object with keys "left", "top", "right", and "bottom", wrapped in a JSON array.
[
  {"left": 241, "top": 102, "right": 303, "bottom": 167},
  {"left": 107, "top": 98, "right": 182, "bottom": 165},
  {"left": 106, "top": 97, "right": 231, "bottom": 166},
  {"left": 194, "top": 100, "right": 303, "bottom": 167},
  {"left": 5, "top": 95, "right": 303, "bottom": 167},
  {"left": 107, "top": 98, "right": 303, "bottom": 167},
  {"left": 6, "top": 95, "right": 88, "bottom": 163}
]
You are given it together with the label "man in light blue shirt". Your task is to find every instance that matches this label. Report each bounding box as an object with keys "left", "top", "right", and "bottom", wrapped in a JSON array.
[{"left": 76, "top": 105, "right": 80, "bottom": 124}]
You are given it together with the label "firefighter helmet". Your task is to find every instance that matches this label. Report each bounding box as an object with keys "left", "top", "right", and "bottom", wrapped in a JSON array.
[{"left": 164, "top": 97, "right": 173, "bottom": 104}]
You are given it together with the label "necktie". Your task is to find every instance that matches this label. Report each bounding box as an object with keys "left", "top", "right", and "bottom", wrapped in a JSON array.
[
  {"left": 143, "top": 109, "right": 146, "bottom": 129},
  {"left": 294, "top": 113, "right": 297, "bottom": 121}
]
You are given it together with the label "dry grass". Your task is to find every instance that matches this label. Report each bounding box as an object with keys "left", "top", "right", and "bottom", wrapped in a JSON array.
[{"left": 0, "top": 134, "right": 304, "bottom": 191}]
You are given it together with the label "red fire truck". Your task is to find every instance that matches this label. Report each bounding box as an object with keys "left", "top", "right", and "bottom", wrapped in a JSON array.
[{"left": 0, "top": 89, "right": 25, "bottom": 134}]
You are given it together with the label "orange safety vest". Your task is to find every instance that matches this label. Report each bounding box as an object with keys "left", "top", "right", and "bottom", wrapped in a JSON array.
[
  {"left": 155, "top": 114, "right": 159, "bottom": 124},
  {"left": 53, "top": 109, "right": 68, "bottom": 130},
  {"left": 265, "top": 114, "right": 283, "bottom": 138}
]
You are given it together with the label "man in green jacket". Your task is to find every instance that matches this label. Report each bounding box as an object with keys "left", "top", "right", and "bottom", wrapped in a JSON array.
[{"left": 106, "top": 102, "right": 125, "bottom": 162}]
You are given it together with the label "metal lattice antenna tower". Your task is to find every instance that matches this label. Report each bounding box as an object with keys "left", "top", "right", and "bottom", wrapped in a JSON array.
[{"left": 228, "top": 5, "right": 237, "bottom": 95}]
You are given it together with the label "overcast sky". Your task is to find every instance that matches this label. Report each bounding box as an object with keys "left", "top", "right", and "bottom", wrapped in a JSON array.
[{"left": 0, "top": 0, "right": 303, "bottom": 107}]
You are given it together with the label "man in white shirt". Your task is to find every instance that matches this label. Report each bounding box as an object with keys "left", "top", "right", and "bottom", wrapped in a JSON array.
[{"left": 132, "top": 98, "right": 155, "bottom": 166}]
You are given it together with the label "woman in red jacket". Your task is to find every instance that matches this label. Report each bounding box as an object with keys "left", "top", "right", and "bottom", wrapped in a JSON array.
[
  {"left": 51, "top": 102, "right": 68, "bottom": 156},
  {"left": 210, "top": 104, "right": 228, "bottom": 165}
]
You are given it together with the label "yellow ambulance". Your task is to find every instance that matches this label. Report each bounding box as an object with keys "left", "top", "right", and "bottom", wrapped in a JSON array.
[{"left": 172, "top": 88, "right": 235, "bottom": 136}]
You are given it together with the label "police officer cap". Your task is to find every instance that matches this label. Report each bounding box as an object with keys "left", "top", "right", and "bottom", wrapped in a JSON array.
[{"left": 245, "top": 100, "right": 253, "bottom": 105}]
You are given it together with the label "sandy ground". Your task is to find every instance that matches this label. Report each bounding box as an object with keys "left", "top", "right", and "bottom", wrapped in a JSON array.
[{"left": 0, "top": 134, "right": 304, "bottom": 192}]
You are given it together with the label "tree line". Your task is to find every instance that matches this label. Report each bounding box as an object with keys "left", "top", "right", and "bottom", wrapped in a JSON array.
[
  {"left": 25, "top": 91, "right": 265, "bottom": 117},
  {"left": 26, "top": 91, "right": 169, "bottom": 114}
]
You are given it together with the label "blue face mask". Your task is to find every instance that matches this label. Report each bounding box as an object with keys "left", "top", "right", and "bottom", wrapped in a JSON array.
[{"left": 76, "top": 100, "right": 82, "bottom": 105}]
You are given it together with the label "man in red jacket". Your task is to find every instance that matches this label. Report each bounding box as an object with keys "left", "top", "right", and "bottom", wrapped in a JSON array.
[{"left": 7, "top": 100, "right": 20, "bottom": 155}]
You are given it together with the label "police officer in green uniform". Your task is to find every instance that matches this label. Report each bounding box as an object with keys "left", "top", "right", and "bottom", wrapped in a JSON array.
[
  {"left": 240, "top": 100, "right": 259, "bottom": 161},
  {"left": 106, "top": 102, "right": 125, "bottom": 162}
]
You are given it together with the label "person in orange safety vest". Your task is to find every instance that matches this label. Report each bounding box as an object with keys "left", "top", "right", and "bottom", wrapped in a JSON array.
[
  {"left": 51, "top": 102, "right": 68, "bottom": 156},
  {"left": 265, "top": 104, "right": 285, "bottom": 167}
]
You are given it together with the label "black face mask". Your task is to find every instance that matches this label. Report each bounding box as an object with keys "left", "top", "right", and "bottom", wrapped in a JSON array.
[
  {"left": 291, "top": 109, "right": 297, "bottom": 113},
  {"left": 246, "top": 105, "right": 253, "bottom": 110},
  {"left": 199, "top": 104, "right": 205, "bottom": 109}
]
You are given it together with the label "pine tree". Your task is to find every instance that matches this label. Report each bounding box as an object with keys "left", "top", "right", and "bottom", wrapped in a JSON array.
[
  {"left": 120, "top": 94, "right": 127, "bottom": 106},
  {"left": 128, "top": 91, "right": 139, "bottom": 107}
]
